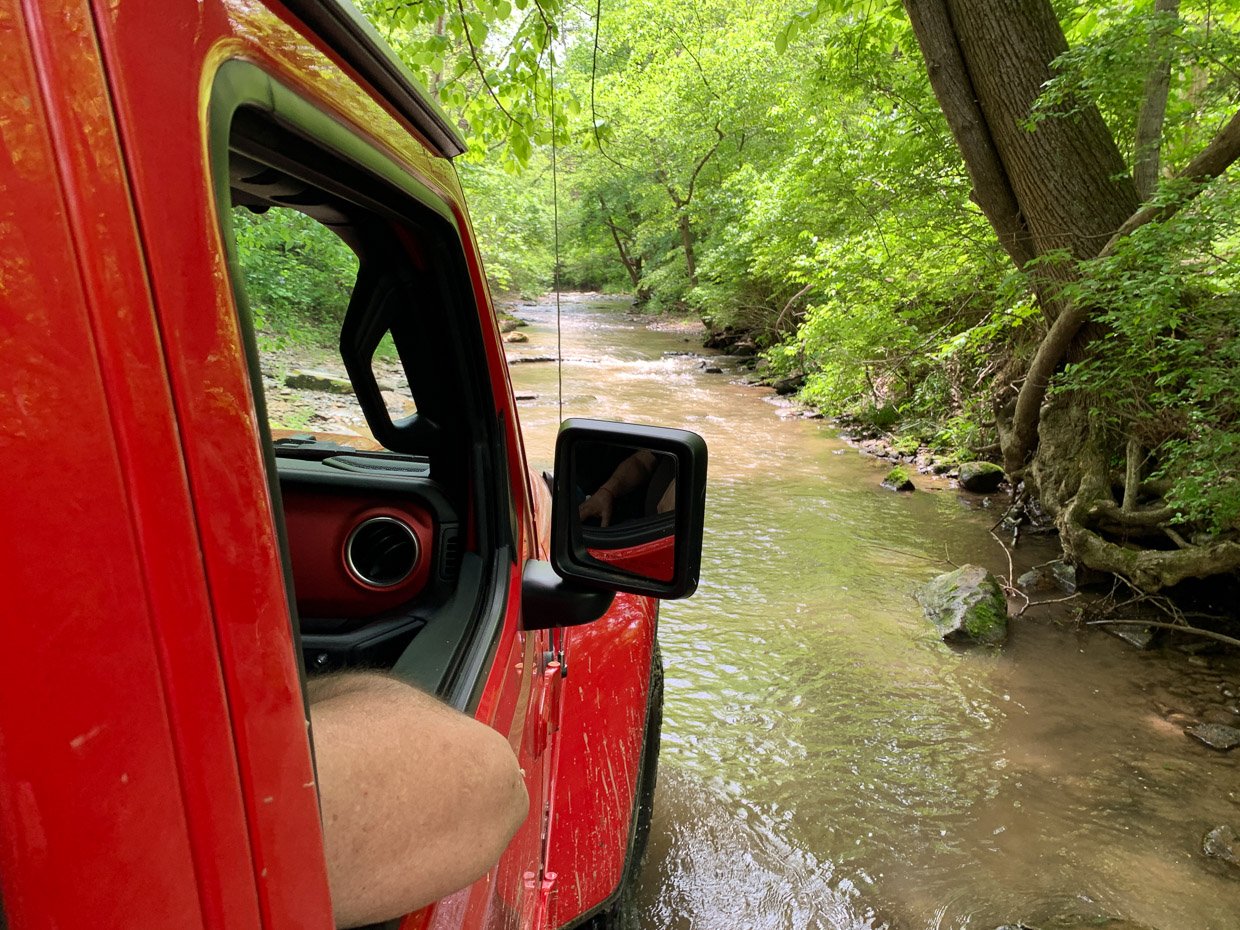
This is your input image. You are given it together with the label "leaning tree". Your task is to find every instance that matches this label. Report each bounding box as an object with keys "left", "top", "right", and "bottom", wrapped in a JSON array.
[{"left": 902, "top": 0, "right": 1240, "bottom": 590}]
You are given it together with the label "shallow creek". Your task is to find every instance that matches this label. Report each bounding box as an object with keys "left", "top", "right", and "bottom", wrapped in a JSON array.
[{"left": 506, "top": 295, "right": 1240, "bottom": 930}]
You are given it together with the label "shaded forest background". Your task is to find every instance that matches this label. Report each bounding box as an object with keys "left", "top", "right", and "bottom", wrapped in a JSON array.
[{"left": 240, "top": 0, "right": 1240, "bottom": 598}]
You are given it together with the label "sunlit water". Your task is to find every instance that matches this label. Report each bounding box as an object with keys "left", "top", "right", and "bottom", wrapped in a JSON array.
[{"left": 508, "top": 295, "right": 1240, "bottom": 930}]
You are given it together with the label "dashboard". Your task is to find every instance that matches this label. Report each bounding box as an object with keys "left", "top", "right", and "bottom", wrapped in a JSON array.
[{"left": 274, "top": 449, "right": 461, "bottom": 672}]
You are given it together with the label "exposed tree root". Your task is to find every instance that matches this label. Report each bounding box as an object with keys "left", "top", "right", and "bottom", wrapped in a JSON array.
[{"left": 1061, "top": 495, "right": 1240, "bottom": 592}]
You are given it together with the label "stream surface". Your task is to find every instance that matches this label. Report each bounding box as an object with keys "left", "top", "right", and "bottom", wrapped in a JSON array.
[{"left": 506, "top": 295, "right": 1240, "bottom": 930}]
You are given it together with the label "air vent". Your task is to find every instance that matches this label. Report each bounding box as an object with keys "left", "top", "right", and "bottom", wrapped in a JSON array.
[
  {"left": 345, "top": 516, "right": 419, "bottom": 587},
  {"left": 438, "top": 524, "right": 461, "bottom": 582}
]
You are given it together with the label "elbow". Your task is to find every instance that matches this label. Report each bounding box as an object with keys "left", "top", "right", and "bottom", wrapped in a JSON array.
[{"left": 480, "top": 727, "right": 530, "bottom": 858}]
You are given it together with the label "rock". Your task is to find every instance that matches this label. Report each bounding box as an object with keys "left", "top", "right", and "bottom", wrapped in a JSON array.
[
  {"left": 1202, "top": 825, "right": 1240, "bottom": 869},
  {"left": 513, "top": 392, "right": 537, "bottom": 401},
  {"left": 772, "top": 375, "right": 804, "bottom": 396},
  {"left": 506, "top": 355, "right": 556, "bottom": 365},
  {"left": 1016, "top": 559, "right": 1077, "bottom": 595},
  {"left": 882, "top": 466, "right": 915, "bottom": 492},
  {"left": 958, "top": 461, "right": 1006, "bottom": 493},
  {"left": 284, "top": 369, "right": 353, "bottom": 394},
  {"left": 1186, "top": 723, "right": 1240, "bottom": 751},
  {"left": 704, "top": 366, "right": 723, "bottom": 374},
  {"left": 498, "top": 317, "right": 525, "bottom": 333},
  {"left": 725, "top": 338, "right": 757, "bottom": 357},
  {"left": 703, "top": 328, "right": 742, "bottom": 350},
  {"left": 916, "top": 564, "right": 1008, "bottom": 645},
  {"left": 503, "top": 331, "right": 529, "bottom": 343},
  {"left": 1105, "top": 624, "right": 1157, "bottom": 650}
]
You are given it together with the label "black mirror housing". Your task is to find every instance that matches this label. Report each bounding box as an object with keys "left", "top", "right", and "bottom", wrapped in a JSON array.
[{"left": 551, "top": 418, "right": 707, "bottom": 599}]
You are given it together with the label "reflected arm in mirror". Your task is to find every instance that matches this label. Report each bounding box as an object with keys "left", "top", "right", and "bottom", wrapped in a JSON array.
[{"left": 578, "top": 449, "right": 674, "bottom": 528}]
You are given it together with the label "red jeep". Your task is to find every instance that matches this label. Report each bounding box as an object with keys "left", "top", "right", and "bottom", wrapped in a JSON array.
[{"left": 0, "top": 1, "right": 706, "bottom": 928}]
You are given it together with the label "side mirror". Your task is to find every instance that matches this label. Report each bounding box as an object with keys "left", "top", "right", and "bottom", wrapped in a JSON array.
[{"left": 551, "top": 419, "right": 707, "bottom": 599}]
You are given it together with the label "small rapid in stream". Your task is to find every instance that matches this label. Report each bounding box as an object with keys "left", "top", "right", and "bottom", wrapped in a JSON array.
[{"left": 507, "top": 295, "right": 1240, "bottom": 930}]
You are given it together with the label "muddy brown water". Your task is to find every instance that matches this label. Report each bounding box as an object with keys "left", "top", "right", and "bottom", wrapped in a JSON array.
[{"left": 507, "top": 295, "right": 1240, "bottom": 930}]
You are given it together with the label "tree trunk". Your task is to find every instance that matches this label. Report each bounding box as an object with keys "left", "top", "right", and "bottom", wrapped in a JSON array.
[
  {"left": 942, "top": 0, "right": 1140, "bottom": 275},
  {"left": 599, "top": 196, "right": 644, "bottom": 291},
  {"left": 678, "top": 211, "right": 698, "bottom": 289},
  {"left": 1134, "top": 0, "right": 1180, "bottom": 200}
]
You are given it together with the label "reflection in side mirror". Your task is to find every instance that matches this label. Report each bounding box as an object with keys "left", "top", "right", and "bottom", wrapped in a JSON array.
[
  {"left": 577, "top": 443, "right": 678, "bottom": 582},
  {"left": 551, "top": 419, "right": 707, "bottom": 600}
]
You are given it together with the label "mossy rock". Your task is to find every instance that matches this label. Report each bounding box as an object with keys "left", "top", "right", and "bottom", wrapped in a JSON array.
[
  {"left": 284, "top": 369, "right": 352, "bottom": 394},
  {"left": 891, "top": 435, "right": 921, "bottom": 457},
  {"left": 958, "top": 460, "right": 1005, "bottom": 493},
  {"left": 882, "top": 465, "right": 915, "bottom": 492},
  {"left": 916, "top": 564, "right": 1008, "bottom": 645}
]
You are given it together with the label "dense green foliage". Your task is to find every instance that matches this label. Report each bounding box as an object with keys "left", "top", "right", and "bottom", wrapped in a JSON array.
[{"left": 231, "top": 207, "right": 358, "bottom": 344}]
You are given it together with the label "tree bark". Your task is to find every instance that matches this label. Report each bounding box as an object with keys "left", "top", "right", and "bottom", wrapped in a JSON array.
[
  {"left": 677, "top": 212, "right": 697, "bottom": 288},
  {"left": 943, "top": 0, "right": 1140, "bottom": 273},
  {"left": 1134, "top": 0, "right": 1180, "bottom": 200},
  {"left": 901, "top": 0, "right": 1035, "bottom": 269}
]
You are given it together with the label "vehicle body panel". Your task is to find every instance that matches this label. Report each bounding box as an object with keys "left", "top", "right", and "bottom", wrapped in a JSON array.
[{"left": 0, "top": 0, "right": 657, "bottom": 927}]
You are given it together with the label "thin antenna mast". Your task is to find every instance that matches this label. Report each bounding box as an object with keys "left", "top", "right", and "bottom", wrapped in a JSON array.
[{"left": 549, "top": 39, "right": 564, "bottom": 425}]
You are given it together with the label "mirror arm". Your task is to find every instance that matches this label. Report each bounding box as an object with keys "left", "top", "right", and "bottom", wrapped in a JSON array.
[{"left": 520, "top": 559, "right": 616, "bottom": 630}]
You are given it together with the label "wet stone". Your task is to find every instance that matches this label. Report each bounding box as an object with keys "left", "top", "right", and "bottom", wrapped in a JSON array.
[
  {"left": 958, "top": 461, "right": 1005, "bottom": 493},
  {"left": 503, "top": 331, "right": 529, "bottom": 343},
  {"left": 704, "top": 366, "right": 723, "bottom": 374},
  {"left": 284, "top": 369, "right": 352, "bottom": 394},
  {"left": 1016, "top": 559, "right": 1076, "bottom": 595},
  {"left": 1186, "top": 723, "right": 1240, "bottom": 751},
  {"left": 882, "top": 466, "right": 915, "bottom": 492},
  {"left": 1202, "top": 824, "right": 1240, "bottom": 869},
  {"left": 1103, "top": 622, "right": 1156, "bottom": 650},
  {"left": 916, "top": 564, "right": 1008, "bottom": 646}
]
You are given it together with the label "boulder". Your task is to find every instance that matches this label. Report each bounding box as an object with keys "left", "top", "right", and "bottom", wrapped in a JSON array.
[
  {"left": 1202, "top": 825, "right": 1240, "bottom": 869},
  {"left": 704, "top": 366, "right": 723, "bottom": 374},
  {"left": 958, "top": 461, "right": 1006, "bottom": 493},
  {"left": 498, "top": 317, "right": 525, "bottom": 333},
  {"left": 1186, "top": 723, "right": 1240, "bottom": 751},
  {"left": 916, "top": 565, "right": 1008, "bottom": 645},
  {"left": 882, "top": 466, "right": 915, "bottom": 492},
  {"left": 503, "top": 331, "right": 529, "bottom": 343},
  {"left": 284, "top": 369, "right": 353, "bottom": 394}
]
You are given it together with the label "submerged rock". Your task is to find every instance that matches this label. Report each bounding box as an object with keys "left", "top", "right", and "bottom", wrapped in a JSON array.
[
  {"left": 284, "top": 369, "right": 352, "bottom": 394},
  {"left": 1203, "top": 825, "right": 1240, "bottom": 869},
  {"left": 1186, "top": 723, "right": 1240, "bottom": 751},
  {"left": 916, "top": 565, "right": 1008, "bottom": 645},
  {"left": 1016, "top": 559, "right": 1077, "bottom": 594},
  {"left": 882, "top": 466, "right": 915, "bottom": 492},
  {"left": 958, "top": 461, "right": 1005, "bottom": 493},
  {"left": 1105, "top": 623, "right": 1157, "bottom": 650}
]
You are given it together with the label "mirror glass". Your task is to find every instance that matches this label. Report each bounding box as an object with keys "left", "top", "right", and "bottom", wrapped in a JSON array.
[{"left": 573, "top": 442, "right": 678, "bottom": 583}]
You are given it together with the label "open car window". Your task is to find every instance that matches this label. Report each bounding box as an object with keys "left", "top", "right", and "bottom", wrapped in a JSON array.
[{"left": 213, "top": 73, "right": 513, "bottom": 707}]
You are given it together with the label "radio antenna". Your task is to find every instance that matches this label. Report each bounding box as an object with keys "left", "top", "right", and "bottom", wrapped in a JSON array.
[{"left": 549, "top": 42, "right": 564, "bottom": 424}]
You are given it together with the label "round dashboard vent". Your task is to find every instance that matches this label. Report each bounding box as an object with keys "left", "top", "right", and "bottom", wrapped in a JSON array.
[{"left": 345, "top": 516, "right": 419, "bottom": 588}]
